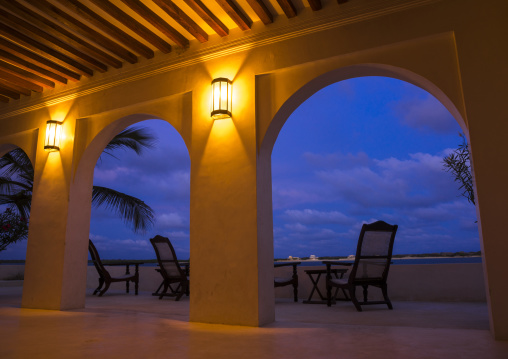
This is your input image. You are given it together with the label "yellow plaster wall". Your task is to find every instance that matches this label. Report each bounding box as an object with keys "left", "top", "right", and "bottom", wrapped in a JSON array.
[{"left": 0, "top": 0, "right": 507, "bottom": 337}]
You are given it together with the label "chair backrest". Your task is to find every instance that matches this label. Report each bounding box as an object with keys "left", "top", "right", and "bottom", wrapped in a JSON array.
[
  {"left": 89, "top": 239, "right": 111, "bottom": 280},
  {"left": 150, "top": 235, "right": 186, "bottom": 279},
  {"left": 349, "top": 221, "right": 398, "bottom": 284}
]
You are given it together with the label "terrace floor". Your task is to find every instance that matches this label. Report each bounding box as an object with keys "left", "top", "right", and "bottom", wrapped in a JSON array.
[{"left": 1, "top": 286, "right": 507, "bottom": 358}]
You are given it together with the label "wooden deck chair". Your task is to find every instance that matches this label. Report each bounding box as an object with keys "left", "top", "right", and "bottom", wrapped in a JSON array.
[
  {"left": 88, "top": 239, "right": 139, "bottom": 297},
  {"left": 324, "top": 221, "right": 398, "bottom": 311},
  {"left": 150, "top": 235, "right": 189, "bottom": 301}
]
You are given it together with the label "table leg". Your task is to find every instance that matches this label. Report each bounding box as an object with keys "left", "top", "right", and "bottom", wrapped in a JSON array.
[
  {"left": 125, "top": 264, "right": 130, "bottom": 293},
  {"left": 303, "top": 272, "right": 331, "bottom": 304},
  {"left": 134, "top": 264, "right": 139, "bottom": 295},
  {"left": 303, "top": 273, "right": 319, "bottom": 303}
]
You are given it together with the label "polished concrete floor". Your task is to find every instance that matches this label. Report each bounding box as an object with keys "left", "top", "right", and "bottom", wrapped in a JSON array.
[{"left": 1, "top": 286, "right": 507, "bottom": 359}]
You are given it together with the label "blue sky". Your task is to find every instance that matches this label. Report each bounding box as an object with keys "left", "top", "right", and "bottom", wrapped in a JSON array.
[{"left": 1, "top": 76, "right": 479, "bottom": 260}]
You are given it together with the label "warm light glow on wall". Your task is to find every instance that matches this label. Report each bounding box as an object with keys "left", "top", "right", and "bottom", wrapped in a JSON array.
[
  {"left": 44, "top": 120, "right": 63, "bottom": 152},
  {"left": 211, "top": 78, "right": 232, "bottom": 119}
]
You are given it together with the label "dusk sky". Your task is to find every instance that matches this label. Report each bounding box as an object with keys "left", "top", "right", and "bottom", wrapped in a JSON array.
[{"left": 1, "top": 76, "right": 479, "bottom": 260}]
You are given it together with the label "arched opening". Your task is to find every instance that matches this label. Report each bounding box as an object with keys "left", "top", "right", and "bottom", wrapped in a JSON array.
[
  {"left": 272, "top": 76, "right": 478, "bottom": 259},
  {"left": 266, "top": 67, "right": 485, "bottom": 329},
  {"left": 75, "top": 115, "right": 190, "bottom": 306}
]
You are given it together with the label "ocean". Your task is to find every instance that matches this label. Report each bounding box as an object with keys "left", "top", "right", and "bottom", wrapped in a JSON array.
[{"left": 295, "top": 257, "right": 482, "bottom": 266}]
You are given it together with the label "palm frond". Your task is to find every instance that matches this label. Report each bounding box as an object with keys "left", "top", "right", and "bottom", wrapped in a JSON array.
[
  {"left": 101, "top": 127, "right": 156, "bottom": 160},
  {"left": 443, "top": 133, "right": 475, "bottom": 205},
  {"left": 0, "top": 177, "right": 32, "bottom": 195},
  {"left": 0, "top": 148, "right": 33, "bottom": 179},
  {"left": 92, "top": 185, "right": 155, "bottom": 233},
  {"left": 0, "top": 192, "right": 31, "bottom": 219},
  {"left": 0, "top": 148, "right": 34, "bottom": 218}
]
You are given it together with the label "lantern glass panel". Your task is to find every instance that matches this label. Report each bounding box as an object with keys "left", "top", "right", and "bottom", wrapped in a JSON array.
[{"left": 44, "top": 121, "right": 62, "bottom": 151}]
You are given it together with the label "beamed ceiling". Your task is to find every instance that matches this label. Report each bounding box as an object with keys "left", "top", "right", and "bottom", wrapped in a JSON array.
[{"left": 0, "top": 0, "right": 353, "bottom": 106}]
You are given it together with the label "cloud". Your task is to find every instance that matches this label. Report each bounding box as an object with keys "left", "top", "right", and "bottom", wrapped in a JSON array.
[
  {"left": 121, "top": 142, "right": 189, "bottom": 175},
  {"left": 392, "top": 95, "right": 457, "bottom": 134},
  {"left": 89, "top": 233, "right": 154, "bottom": 259},
  {"left": 94, "top": 166, "right": 133, "bottom": 182},
  {"left": 303, "top": 151, "right": 370, "bottom": 169},
  {"left": 272, "top": 147, "right": 478, "bottom": 258},
  {"left": 315, "top": 151, "right": 459, "bottom": 209},
  {"left": 407, "top": 200, "right": 475, "bottom": 223},
  {"left": 156, "top": 212, "right": 186, "bottom": 229},
  {"left": 283, "top": 209, "right": 354, "bottom": 225},
  {"left": 272, "top": 186, "right": 324, "bottom": 210},
  {"left": 284, "top": 222, "right": 309, "bottom": 232}
]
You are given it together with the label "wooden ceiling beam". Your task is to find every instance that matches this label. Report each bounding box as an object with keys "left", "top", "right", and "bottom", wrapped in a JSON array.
[
  {"left": 0, "top": 23, "right": 93, "bottom": 78},
  {"left": 120, "top": 0, "right": 189, "bottom": 47},
  {"left": 0, "top": 69, "right": 43, "bottom": 93},
  {"left": 215, "top": 0, "right": 252, "bottom": 31},
  {"left": 151, "top": 0, "right": 207, "bottom": 43},
  {"left": 183, "top": 0, "right": 229, "bottom": 37},
  {"left": 307, "top": 0, "right": 322, "bottom": 11},
  {"left": 0, "top": 8, "right": 107, "bottom": 73},
  {"left": 0, "top": 60, "right": 55, "bottom": 89},
  {"left": 0, "top": 38, "right": 80, "bottom": 82},
  {"left": 245, "top": 0, "right": 273, "bottom": 24},
  {"left": 0, "top": 49, "right": 68, "bottom": 85},
  {"left": 89, "top": 0, "right": 172, "bottom": 54},
  {"left": 276, "top": 0, "right": 297, "bottom": 18},
  {"left": 0, "top": 94, "right": 9, "bottom": 103},
  {"left": 0, "top": 78, "right": 31, "bottom": 97},
  {"left": 36, "top": 0, "right": 139, "bottom": 64},
  {"left": 0, "top": 85, "right": 21, "bottom": 100},
  {"left": 4, "top": 1, "right": 123, "bottom": 69}
]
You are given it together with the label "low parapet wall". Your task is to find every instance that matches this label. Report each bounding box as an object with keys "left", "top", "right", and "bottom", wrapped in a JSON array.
[
  {"left": 0, "top": 263, "right": 486, "bottom": 302},
  {"left": 274, "top": 263, "right": 486, "bottom": 302}
]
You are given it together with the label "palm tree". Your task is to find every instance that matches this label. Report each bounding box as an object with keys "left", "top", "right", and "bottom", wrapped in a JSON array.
[{"left": 0, "top": 127, "right": 156, "bottom": 250}]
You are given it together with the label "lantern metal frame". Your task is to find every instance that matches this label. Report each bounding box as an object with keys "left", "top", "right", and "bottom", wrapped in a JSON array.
[{"left": 211, "top": 78, "right": 232, "bottom": 120}]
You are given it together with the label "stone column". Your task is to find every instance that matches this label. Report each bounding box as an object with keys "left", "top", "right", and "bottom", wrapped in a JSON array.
[
  {"left": 189, "top": 73, "right": 275, "bottom": 326},
  {"left": 22, "top": 117, "right": 91, "bottom": 310}
]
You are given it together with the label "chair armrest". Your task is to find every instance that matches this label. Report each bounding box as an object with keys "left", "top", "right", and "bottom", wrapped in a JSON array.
[
  {"left": 323, "top": 261, "right": 352, "bottom": 282},
  {"left": 274, "top": 261, "right": 301, "bottom": 268},
  {"left": 274, "top": 262, "right": 300, "bottom": 281},
  {"left": 102, "top": 261, "right": 143, "bottom": 275},
  {"left": 322, "top": 260, "right": 352, "bottom": 267}
]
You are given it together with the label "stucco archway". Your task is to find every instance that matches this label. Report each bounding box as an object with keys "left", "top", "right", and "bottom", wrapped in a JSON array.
[
  {"left": 258, "top": 63, "right": 480, "bottom": 316},
  {"left": 21, "top": 112, "right": 190, "bottom": 310}
]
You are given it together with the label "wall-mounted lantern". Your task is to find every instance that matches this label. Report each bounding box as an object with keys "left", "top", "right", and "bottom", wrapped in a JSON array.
[
  {"left": 44, "top": 120, "right": 63, "bottom": 152},
  {"left": 211, "top": 78, "right": 232, "bottom": 120}
]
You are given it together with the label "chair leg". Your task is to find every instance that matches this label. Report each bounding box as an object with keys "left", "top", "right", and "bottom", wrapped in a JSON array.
[
  {"left": 177, "top": 279, "right": 190, "bottom": 301},
  {"left": 134, "top": 278, "right": 139, "bottom": 295},
  {"left": 326, "top": 284, "right": 332, "bottom": 307},
  {"left": 98, "top": 281, "right": 111, "bottom": 297},
  {"left": 159, "top": 283, "right": 169, "bottom": 300},
  {"left": 175, "top": 290, "right": 184, "bottom": 301},
  {"left": 350, "top": 285, "right": 362, "bottom": 312},
  {"left": 381, "top": 283, "right": 393, "bottom": 310},
  {"left": 292, "top": 281, "right": 298, "bottom": 302},
  {"left": 153, "top": 281, "right": 164, "bottom": 296},
  {"left": 93, "top": 277, "right": 104, "bottom": 295},
  {"left": 362, "top": 284, "right": 368, "bottom": 303}
]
